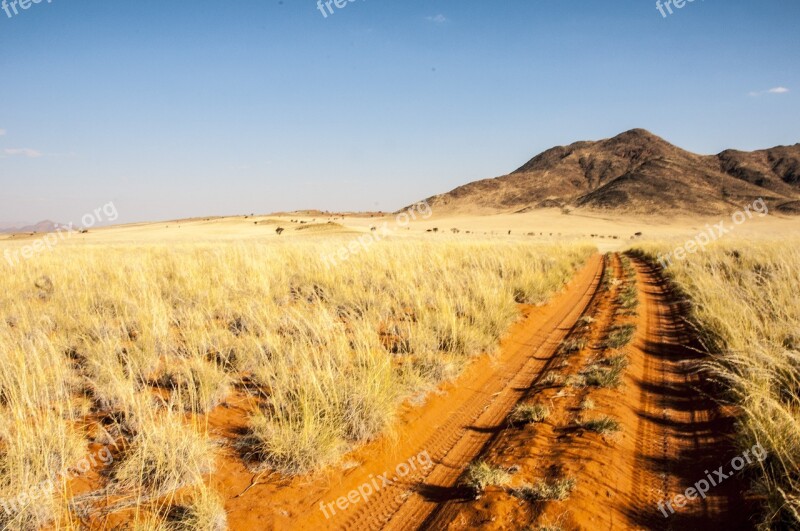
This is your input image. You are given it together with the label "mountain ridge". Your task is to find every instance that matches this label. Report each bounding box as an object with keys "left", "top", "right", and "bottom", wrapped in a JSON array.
[
  {"left": 0, "top": 220, "right": 63, "bottom": 234},
  {"left": 416, "top": 129, "right": 800, "bottom": 216}
]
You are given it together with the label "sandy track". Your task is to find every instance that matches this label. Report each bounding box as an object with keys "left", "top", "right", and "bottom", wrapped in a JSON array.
[
  {"left": 375, "top": 256, "right": 606, "bottom": 531},
  {"left": 625, "top": 258, "right": 750, "bottom": 530},
  {"left": 271, "top": 254, "right": 605, "bottom": 530},
  {"left": 415, "top": 255, "right": 751, "bottom": 531}
]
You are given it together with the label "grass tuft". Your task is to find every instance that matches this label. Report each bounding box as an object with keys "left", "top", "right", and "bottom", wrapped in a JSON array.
[
  {"left": 112, "top": 413, "right": 215, "bottom": 498},
  {"left": 510, "top": 403, "right": 551, "bottom": 424},
  {"left": 580, "top": 416, "right": 622, "bottom": 435},
  {"left": 606, "top": 324, "right": 636, "bottom": 349},
  {"left": 514, "top": 477, "right": 577, "bottom": 502},
  {"left": 462, "top": 461, "right": 512, "bottom": 493}
]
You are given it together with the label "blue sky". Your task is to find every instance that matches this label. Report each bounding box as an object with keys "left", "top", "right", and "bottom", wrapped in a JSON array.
[{"left": 0, "top": 0, "right": 798, "bottom": 225}]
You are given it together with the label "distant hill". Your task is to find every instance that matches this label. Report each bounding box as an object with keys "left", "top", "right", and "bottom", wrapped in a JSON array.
[
  {"left": 0, "top": 220, "right": 63, "bottom": 234},
  {"left": 416, "top": 129, "right": 800, "bottom": 215}
]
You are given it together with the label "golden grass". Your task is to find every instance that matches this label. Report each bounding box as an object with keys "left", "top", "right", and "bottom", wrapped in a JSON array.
[
  {"left": 112, "top": 413, "right": 216, "bottom": 498},
  {"left": 632, "top": 240, "right": 800, "bottom": 529},
  {"left": 0, "top": 237, "right": 593, "bottom": 527}
]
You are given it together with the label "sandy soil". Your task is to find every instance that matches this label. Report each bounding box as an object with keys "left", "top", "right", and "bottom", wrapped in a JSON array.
[
  {"left": 2, "top": 209, "right": 796, "bottom": 251},
  {"left": 422, "top": 255, "right": 753, "bottom": 531}
]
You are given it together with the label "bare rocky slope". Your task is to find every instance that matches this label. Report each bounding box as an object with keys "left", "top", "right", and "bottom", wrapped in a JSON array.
[{"left": 417, "top": 129, "right": 800, "bottom": 215}]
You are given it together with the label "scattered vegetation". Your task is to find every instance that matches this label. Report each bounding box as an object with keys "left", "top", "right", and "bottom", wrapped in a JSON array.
[
  {"left": 601, "top": 257, "right": 615, "bottom": 291},
  {"left": 616, "top": 282, "right": 639, "bottom": 313},
  {"left": 616, "top": 255, "right": 639, "bottom": 314}
]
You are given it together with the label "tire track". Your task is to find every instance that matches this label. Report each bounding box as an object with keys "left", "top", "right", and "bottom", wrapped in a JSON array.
[
  {"left": 413, "top": 255, "right": 751, "bottom": 531},
  {"left": 421, "top": 252, "right": 626, "bottom": 530},
  {"left": 297, "top": 254, "right": 606, "bottom": 530},
  {"left": 627, "top": 257, "right": 749, "bottom": 530}
]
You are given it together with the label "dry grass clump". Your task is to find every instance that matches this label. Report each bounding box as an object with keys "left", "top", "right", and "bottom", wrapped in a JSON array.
[
  {"left": 165, "top": 485, "right": 228, "bottom": 531},
  {"left": 462, "top": 461, "right": 512, "bottom": 493},
  {"left": 0, "top": 326, "right": 85, "bottom": 530},
  {"left": 616, "top": 255, "right": 639, "bottom": 315},
  {"left": 509, "top": 403, "right": 551, "bottom": 425},
  {"left": 0, "top": 410, "right": 86, "bottom": 530},
  {"left": 616, "top": 283, "right": 639, "bottom": 313},
  {"left": 120, "top": 483, "right": 227, "bottom": 531},
  {"left": 513, "top": 476, "right": 577, "bottom": 502},
  {"left": 160, "top": 358, "right": 231, "bottom": 413},
  {"left": 112, "top": 413, "right": 215, "bottom": 498},
  {"left": 605, "top": 324, "right": 636, "bottom": 349},
  {"left": 579, "top": 416, "right": 621, "bottom": 435},
  {"left": 601, "top": 256, "right": 615, "bottom": 291},
  {"left": 541, "top": 372, "right": 566, "bottom": 388},
  {"left": 632, "top": 240, "right": 800, "bottom": 529},
  {"left": 581, "top": 354, "right": 629, "bottom": 389},
  {"left": 560, "top": 336, "right": 588, "bottom": 355}
]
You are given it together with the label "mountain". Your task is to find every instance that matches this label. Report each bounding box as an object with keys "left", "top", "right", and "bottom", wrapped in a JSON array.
[
  {"left": 0, "top": 220, "right": 63, "bottom": 234},
  {"left": 417, "top": 129, "right": 800, "bottom": 215}
]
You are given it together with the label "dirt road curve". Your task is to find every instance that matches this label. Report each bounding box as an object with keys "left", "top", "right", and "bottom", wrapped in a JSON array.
[
  {"left": 424, "top": 256, "right": 750, "bottom": 530},
  {"left": 229, "top": 253, "right": 751, "bottom": 530},
  {"left": 287, "top": 254, "right": 605, "bottom": 530}
]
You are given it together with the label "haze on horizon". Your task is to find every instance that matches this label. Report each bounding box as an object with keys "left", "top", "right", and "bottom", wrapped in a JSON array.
[{"left": 0, "top": 0, "right": 798, "bottom": 225}]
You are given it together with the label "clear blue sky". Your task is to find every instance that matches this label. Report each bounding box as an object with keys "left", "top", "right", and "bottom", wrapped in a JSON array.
[{"left": 1, "top": 0, "right": 798, "bottom": 225}]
